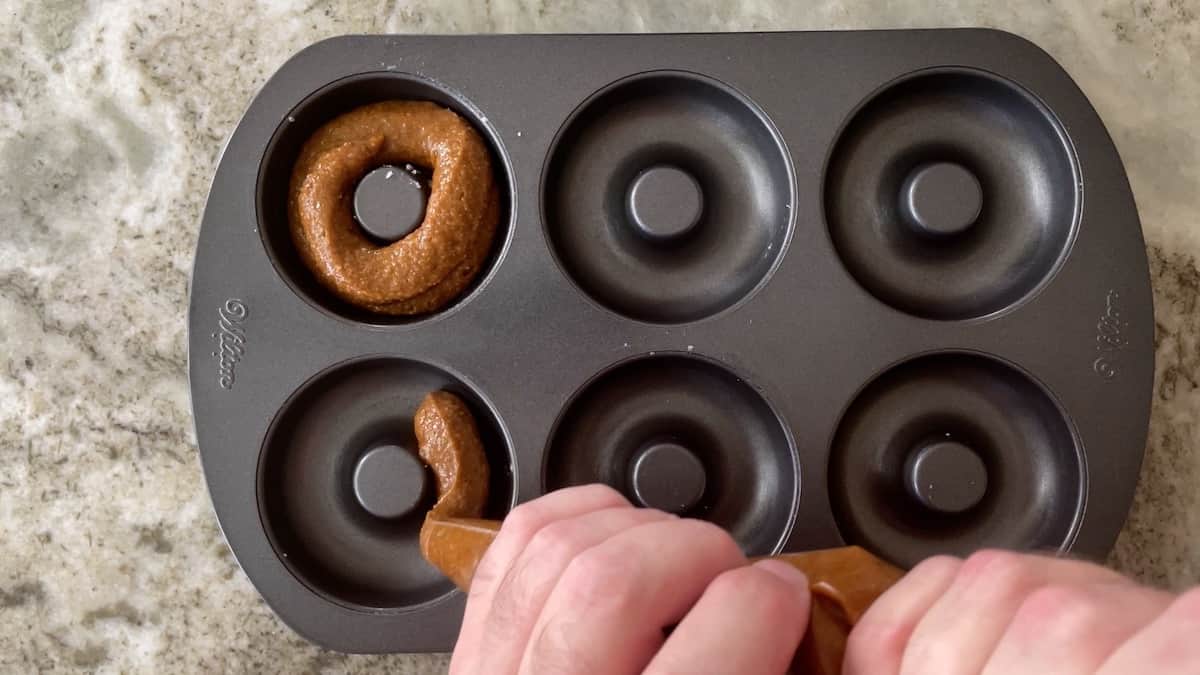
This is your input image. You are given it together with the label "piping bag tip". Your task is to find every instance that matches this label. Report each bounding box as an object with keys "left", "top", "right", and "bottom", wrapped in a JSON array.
[{"left": 420, "top": 514, "right": 500, "bottom": 592}]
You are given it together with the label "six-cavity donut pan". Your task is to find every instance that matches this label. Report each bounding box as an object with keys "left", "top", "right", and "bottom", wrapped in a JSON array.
[{"left": 189, "top": 31, "right": 1154, "bottom": 652}]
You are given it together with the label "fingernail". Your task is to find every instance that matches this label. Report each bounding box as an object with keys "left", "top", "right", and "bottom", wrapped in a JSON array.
[{"left": 754, "top": 559, "right": 809, "bottom": 588}]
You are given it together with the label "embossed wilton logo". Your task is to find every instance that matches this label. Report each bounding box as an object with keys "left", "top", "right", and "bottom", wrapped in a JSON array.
[
  {"left": 1093, "top": 290, "right": 1128, "bottom": 380},
  {"left": 211, "top": 299, "right": 247, "bottom": 390}
]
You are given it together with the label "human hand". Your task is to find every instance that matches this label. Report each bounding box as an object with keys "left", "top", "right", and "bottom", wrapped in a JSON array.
[
  {"left": 448, "top": 484, "right": 812, "bottom": 675},
  {"left": 844, "top": 549, "right": 1200, "bottom": 674}
]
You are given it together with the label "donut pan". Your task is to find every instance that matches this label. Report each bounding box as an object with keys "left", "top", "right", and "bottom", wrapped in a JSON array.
[{"left": 188, "top": 31, "right": 1154, "bottom": 652}]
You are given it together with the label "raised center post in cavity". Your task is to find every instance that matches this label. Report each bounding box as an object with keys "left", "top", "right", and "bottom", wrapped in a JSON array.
[
  {"left": 353, "top": 444, "right": 428, "bottom": 519},
  {"left": 353, "top": 165, "right": 430, "bottom": 242},
  {"left": 900, "top": 162, "right": 982, "bottom": 238},
  {"left": 904, "top": 439, "right": 988, "bottom": 514},
  {"left": 629, "top": 441, "right": 707, "bottom": 513},
  {"left": 626, "top": 165, "right": 704, "bottom": 241}
]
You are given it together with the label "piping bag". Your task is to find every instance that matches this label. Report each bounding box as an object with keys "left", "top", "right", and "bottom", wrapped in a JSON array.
[{"left": 414, "top": 391, "right": 903, "bottom": 675}]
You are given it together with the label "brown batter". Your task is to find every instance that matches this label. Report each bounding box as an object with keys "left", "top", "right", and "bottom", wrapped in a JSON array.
[
  {"left": 414, "top": 390, "right": 489, "bottom": 519},
  {"left": 288, "top": 101, "right": 499, "bottom": 315}
]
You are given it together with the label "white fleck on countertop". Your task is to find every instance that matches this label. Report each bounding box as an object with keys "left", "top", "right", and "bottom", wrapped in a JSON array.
[{"left": 1, "top": 1, "right": 1197, "bottom": 672}]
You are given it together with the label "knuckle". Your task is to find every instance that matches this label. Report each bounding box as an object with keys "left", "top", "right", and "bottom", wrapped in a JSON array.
[
  {"left": 957, "top": 549, "right": 1036, "bottom": 595},
  {"left": 1013, "top": 584, "right": 1103, "bottom": 638},
  {"left": 845, "top": 619, "right": 908, "bottom": 674},
  {"left": 712, "top": 567, "right": 798, "bottom": 618},
  {"left": 847, "top": 555, "right": 962, "bottom": 674},
  {"left": 524, "top": 519, "right": 583, "bottom": 563},
  {"left": 960, "top": 549, "right": 1023, "bottom": 579},
  {"left": 908, "top": 554, "right": 962, "bottom": 582},
  {"left": 587, "top": 482, "right": 627, "bottom": 502},
  {"left": 469, "top": 548, "right": 508, "bottom": 596},
  {"left": 500, "top": 501, "right": 549, "bottom": 542},
  {"left": 706, "top": 566, "right": 759, "bottom": 596},
  {"left": 566, "top": 482, "right": 627, "bottom": 507},
  {"left": 559, "top": 545, "right": 640, "bottom": 611},
  {"left": 471, "top": 503, "right": 548, "bottom": 589},
  {"left": 678, "top": 518, "right": 742, "bottom": 559}
]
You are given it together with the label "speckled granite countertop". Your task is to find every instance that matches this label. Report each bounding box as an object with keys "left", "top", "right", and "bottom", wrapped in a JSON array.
[{"left": 1, "top": 1, "right": 1197, "bottom": 672}]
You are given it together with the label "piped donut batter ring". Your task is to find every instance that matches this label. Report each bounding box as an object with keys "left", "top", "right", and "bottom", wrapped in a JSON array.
[
  {"left": 414, "top": 391, "right": 489, "bottom": 520},
  {"left": 413, "top": 390, "right": 491, "bottom": 583},
  {"left": 288, "top": 101, "right": 499, "bottom": 315}
]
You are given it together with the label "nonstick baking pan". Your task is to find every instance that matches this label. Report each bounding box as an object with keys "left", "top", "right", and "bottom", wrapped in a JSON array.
[{"left": 188, "top": 30, "right": 1154, "bottom": 652}]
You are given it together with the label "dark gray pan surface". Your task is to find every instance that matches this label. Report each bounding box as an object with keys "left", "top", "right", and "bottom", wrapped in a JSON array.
[{"left": 189, "top": 31, "right": 1154, "bottom": 652}]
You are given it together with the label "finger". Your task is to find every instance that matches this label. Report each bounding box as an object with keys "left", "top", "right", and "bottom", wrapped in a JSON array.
[
  {"left": 1098, "top": 587, "right": 1200, "bottom": 674},
  {"left": 844, "top": 555, "right": 963, "bottom": 675},
  {"left": 475, "top": 506, "right": 674, "bottom": 674},
  {"left": 451, "top": 485, "right": 629, "bottom": 674},
  {"left": 982, "top": 581, "right": 1171, "bottom": 675},
  {"left": 900, "top": 550, "right": 1126, "bottom": 675},
  {"left": 644, "top": 560, "right": 811, "bottom": 675},
  {"left": 518, "top": 518, "right": 746, "bottom": 675}
]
